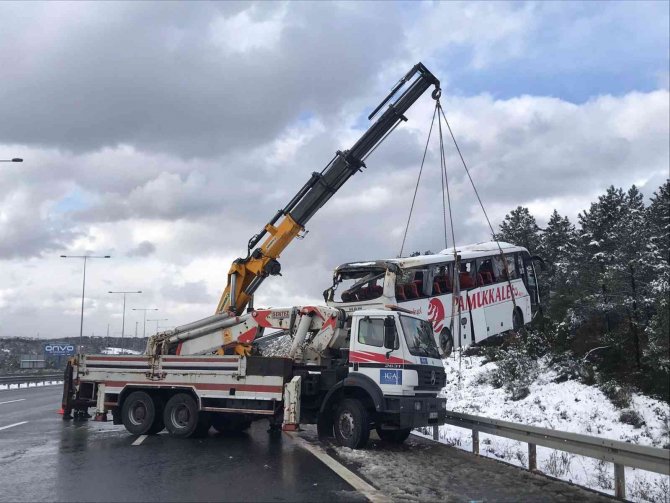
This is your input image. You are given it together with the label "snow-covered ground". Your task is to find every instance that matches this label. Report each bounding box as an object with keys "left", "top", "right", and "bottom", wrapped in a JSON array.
[
  {"left": 426, "top": 354, "right": 670, "bottom": 502},
  {"left": 100, "top": 347, "right": 142, "bottom": 355}
]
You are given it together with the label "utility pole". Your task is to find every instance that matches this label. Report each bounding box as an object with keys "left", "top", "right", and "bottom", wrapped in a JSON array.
[
  {"left": 108, "top": 290, "right": 142, "bottom": 354},
  {"left": 147, "top": 318, "right": 168, "bottom": 335},
  {"left": 61, "top": 254, "right": 111, "bottom": 352},
  {"left": 132, "top": 308, "right": 159, "bottom": 339}
]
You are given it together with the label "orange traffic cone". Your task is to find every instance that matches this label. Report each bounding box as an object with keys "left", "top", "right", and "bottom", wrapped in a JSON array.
[{"left": 57, "top": 408, "right": 64, "bottom": 415}]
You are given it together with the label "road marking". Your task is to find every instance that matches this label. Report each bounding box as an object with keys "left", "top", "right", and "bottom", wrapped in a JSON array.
[
  {"left": 132, "top": 435, "right": 148, "bottom": 446},
  {"left": 0, "top": 421, "right": 28, "bottom": 431},
  {"left": 286, "top": 432, "right": 386, "bottom": 503},
  {"left": 0, "top": 399, "right": 26, "bottom": 405}
]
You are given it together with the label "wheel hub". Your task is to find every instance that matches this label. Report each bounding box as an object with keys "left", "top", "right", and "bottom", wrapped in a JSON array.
[{"left": 338, "top": 411, "right": 355, "bottom": 438}]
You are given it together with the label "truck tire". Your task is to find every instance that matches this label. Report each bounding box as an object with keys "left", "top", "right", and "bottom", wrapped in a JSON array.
[
  {"left": 147, "top": 395, "right": 165, "bottom": 434},
  {"left": 211, "top": 413, "right": 251, "bottom": 434},
  {"left": 376, "top": 427, "right": 412, "bottom": 444},
  {"left": 163, "top": 393, "right": 201, "bottom": 438},
  {"left": 122, "top": 391, "right": 156, "bottom": 436},
  {"left": 333, "top": 398, "right": 370, "bottom": 449}
]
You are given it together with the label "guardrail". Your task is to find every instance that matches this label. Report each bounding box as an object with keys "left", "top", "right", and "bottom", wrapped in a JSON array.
[
  {"left": 0, "top": 374, "right": 63, "bottom": 387},
  {"left": 431, "top": 411, "right": 669, "bottom": 500}
]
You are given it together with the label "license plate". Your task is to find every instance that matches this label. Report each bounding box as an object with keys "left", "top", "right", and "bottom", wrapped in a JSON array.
[{"left": 429, "top": 412, "right": 438, "bottom": 419}]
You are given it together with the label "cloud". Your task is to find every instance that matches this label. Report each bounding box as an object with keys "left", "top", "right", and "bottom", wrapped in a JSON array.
[
  {"left": 127, "top": 240, "right": 156, "bottom": 257},
  {"left": 0, "top": 2, "right": 667, "bottom": 338}
]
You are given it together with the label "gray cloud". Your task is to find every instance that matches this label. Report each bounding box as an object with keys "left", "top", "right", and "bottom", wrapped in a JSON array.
[{"left": 127, "top": 240, "right": 156, "bottom": 257}]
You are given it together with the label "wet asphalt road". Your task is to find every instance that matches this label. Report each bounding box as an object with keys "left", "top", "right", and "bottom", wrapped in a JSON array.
[{"left": 0, "top": 385, "right": 360, "bottom": 502}]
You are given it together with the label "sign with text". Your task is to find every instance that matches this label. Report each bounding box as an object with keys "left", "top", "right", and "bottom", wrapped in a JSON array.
[{"left": 44, "top": 343, "right": 76, "bottom": 356}]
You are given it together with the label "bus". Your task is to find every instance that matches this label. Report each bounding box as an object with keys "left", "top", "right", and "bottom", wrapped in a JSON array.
[{"left": 323, "top": 242, "right": 542, "bottom": 355}]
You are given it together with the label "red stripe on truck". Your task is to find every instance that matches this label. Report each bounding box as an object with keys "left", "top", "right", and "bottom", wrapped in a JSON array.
[
  {"left": 349, "top": 350, "right": 410, "bottom": 364},
  {"left": 162, "top": 357, "right": 239, "bottom": 363},
  {"left": 103, "top": 380, "right": 283, "bottom": 394},
  {"left": 87, "top": 356, "right": 147, "bottom": 362}
]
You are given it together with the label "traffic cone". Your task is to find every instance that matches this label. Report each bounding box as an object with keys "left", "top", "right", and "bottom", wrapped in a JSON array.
[{"left": 57, "top": 408, "right": 64, "bottom": 415}]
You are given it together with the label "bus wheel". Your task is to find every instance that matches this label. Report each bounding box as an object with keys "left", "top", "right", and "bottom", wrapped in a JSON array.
[
  {"left": 333, "top": 399, "right": 370, "bottom": 449},
  {"left": 376, "top": 427, "right": 412, "bottom": 444},
  {"left": 164, "top": 393, "right": 200, "bottom": 438},
  {"left": 439, "top": 328, "right": 453, "bottom": 357},
  {"left": 513, "top": 308, "right": 523, "bottom": 331},
  {"left": 122, "top": 391, "right": 156, "bottom": 436}
]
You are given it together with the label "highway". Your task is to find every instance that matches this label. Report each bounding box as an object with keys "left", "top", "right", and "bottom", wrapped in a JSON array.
[
  {"left": 0, "top": 385, "right": 360, "bottom": 502},
  {"left": 1, "top": 385, "right": 613, "bottom": 502}
]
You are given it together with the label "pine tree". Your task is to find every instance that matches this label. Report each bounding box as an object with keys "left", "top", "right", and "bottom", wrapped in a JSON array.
[
  {"left": 495, "top": 206, "right": 542, "bottom": 253},
  {"left": 641, "top": 180, "right": 670, "bottom": 399},
  {"left": 539, "top": 210, "right": 578, "bottom": 322}
]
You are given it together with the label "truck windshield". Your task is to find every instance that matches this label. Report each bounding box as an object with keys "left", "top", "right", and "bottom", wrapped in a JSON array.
[{"left": 399, "top": 315, "right": 440, "bottom": 359}]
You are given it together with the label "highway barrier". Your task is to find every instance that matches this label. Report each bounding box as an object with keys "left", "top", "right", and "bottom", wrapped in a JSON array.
[
  {"left": 0, "top": 373, "right": 63, "bottom": 388},
  {"left": 431, "top": 410, "right": 669, "bottom": 500}
]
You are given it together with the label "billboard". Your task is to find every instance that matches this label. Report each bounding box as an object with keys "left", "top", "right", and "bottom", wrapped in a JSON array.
[{"left": 44, "top": 343, "right": 76, "bottom": 356}]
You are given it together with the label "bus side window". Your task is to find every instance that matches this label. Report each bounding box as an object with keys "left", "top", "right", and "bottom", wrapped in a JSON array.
[
  {"left": 491, "top": 256, "right": 505, "bottom": 282},
  {"left": 504, "top": 255, "right": 517, "bottom": 280},
  {"left": 459, "top": 261, "right": 476, "bottom": 289}
]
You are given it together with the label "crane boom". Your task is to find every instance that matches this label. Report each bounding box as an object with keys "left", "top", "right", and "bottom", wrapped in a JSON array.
[{"left": 217, "top": 62, "right": 441, "bottom": 316}]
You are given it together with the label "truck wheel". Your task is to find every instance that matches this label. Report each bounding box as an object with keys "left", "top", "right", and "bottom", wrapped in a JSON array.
[
  {"left": 333, "top": 399, "right": 370, "bottom": 449},
  {"left": 211, "top": 413, "right": 251, "bottom": 434},
  {"left": 376, "top": 427, "right": 412, "bottom": 444},
  {"left": 163, "top": 393, "right": 200, "bottom": 438},
  {"left": 122, "top": 391, "right": 156, "bottom": 436},
  {"left": 147, "top": 395, "right": 165, "bottom": 434}
]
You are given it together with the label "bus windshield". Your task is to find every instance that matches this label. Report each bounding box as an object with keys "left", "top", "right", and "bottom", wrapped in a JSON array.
[{"left": 399, "top": 315, "right": 440, "bottom": 359}]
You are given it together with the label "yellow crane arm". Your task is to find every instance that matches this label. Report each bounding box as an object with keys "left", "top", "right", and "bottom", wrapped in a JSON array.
[{"left": 217, "top": 63, "right": 441, "bottom": 316}]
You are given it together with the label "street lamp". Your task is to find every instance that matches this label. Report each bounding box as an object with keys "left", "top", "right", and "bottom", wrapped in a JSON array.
[
  {"left": 132, "top": 308, "right": 159, "bottom": 339},
  {"left": 0, "top": 158, "right": 22, "bottom": 162},
  {"left": 109, "top": 290, "right": 142, "bottom": 354},
  {"left": 60, "top": 254, "right": 111, "bottom": 352},
  {"left": 147, "top": 318, "right": 168, "bottom": 335}
]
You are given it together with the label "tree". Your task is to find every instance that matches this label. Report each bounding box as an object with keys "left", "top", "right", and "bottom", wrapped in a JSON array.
[
  {"left": 539, "top": 210, "right": 578, "bottom": 321},
  {"left": 495, "top": 206, "right": 541, "bottom": 253}
]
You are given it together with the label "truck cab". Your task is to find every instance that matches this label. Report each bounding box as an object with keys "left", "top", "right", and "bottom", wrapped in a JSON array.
[{"left": 306, "top": 308, "right": 446, "bottom": 448}]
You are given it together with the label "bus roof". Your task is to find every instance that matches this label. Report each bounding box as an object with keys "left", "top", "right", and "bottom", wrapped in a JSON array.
[{"left": 336, "top": 241, "right": 528, "bottom": 272}]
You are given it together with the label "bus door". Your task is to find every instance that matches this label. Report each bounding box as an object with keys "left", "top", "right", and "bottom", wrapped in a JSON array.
[
  {"left": 521, "top": 253, "right": 540, "bottom": 311},
  {"left": 465, "top": 289, "right": 487, "bottom": 344}
]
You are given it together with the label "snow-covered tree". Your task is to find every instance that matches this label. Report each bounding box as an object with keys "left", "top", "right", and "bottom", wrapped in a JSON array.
[{"left": 495, "top": 206, "right": 541, "bottom": 253}]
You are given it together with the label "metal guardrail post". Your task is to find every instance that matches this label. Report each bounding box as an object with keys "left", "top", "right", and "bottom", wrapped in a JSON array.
[
  {"left": 528, "top": 443, "right": 537, "bottom": 471},
  {"left": 614, "top": 463, "right": 625, "bottom": 499},
  {"left": 472, "top": 429, "right": 479, "bottom": 455}
]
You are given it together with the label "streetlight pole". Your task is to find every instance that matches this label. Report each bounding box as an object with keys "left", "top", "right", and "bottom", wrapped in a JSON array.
[
  {"left": 109, "top": 290, "right": 142, "bottom": 354},
  {"left": 147, "top": 318, "right": 168, "bottom": 334},
  {"left": 61, "top": 254, "right": 111, "bottom": 352},
  {"left": 0, "top": 158, "right": 23, "bottom": 162},
  {"left": 132, "top": 308, "right": 158, "bottom": 339}
]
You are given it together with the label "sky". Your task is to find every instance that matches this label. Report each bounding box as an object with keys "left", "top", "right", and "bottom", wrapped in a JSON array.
[{"left": 0, "top": 1, "right": 668, "bottom": 340}]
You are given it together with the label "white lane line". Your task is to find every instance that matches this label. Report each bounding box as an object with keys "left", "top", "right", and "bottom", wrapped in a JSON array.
[
  {"left": 0, "top": 399, "right": 26, "bottom": 405},
  {"left": 132, "top": 434, "right": 148, "bottom": 446},
  {"left": 0, "top": 421, "right": 28, "bottom": 431},
  {"left": 286, "top": 432, "right": 386, "bottom": 503}
]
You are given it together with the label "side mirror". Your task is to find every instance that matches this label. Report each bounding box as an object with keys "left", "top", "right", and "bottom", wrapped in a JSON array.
[{"left": 383, "top": 317, "right": 397, "bottom": 349}]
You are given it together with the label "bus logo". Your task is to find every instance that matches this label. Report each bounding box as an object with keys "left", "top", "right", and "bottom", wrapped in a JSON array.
[{"left": 428, "top": 298, "right": 445, "bottom": 332}]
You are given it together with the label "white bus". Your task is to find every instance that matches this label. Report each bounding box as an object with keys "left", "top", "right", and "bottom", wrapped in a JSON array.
[{"left": 324, "top": 242, "right": 542, "bottom": 355}]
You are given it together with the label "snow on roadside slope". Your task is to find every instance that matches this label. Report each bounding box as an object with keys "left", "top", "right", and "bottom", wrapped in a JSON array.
[
  {"left": 100, "top": 347, "right": 142, "bottom": 355},
  {"left": 426, "top": 355, "right": 669, "bottom": 502}
]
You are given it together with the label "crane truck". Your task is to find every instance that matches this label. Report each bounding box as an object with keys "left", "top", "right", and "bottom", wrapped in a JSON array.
[{"left": 61, "top": 63, "right": 447, "bottom": 449}]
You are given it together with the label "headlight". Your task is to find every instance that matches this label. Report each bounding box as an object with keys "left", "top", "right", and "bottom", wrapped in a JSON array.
[{"left": 414, "top": 401, "right": 422, "bottom": 411}]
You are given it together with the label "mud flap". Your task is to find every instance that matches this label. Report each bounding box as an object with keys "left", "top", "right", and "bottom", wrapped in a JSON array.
[{"left": 61, "top": 360, "right": 74, "bottom": 420}]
